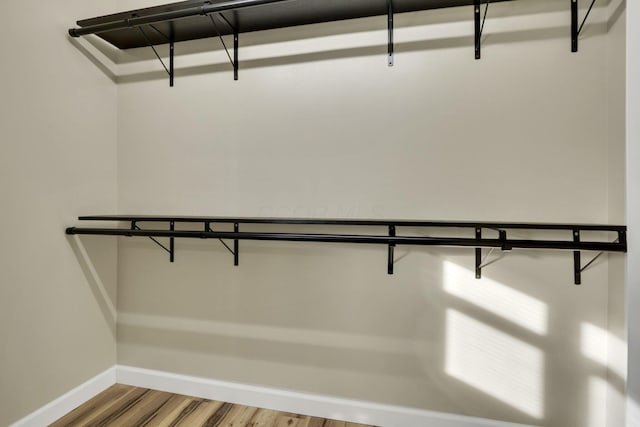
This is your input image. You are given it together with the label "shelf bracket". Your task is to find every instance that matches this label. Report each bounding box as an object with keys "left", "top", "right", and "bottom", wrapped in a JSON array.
[
  {"left": 137, "top": 25, "right": 174, "bottom": 87},
  {"left": 476, "top": 227, "right": 509, "bottom": 279},
  {"left": 573, "top": 229, "right": 581, "bottom": 284},
  {"left": 475, "top": 227, "right": 482, "bottom": 278},
  {"left": 169, "top": 221, "right": 175, "bottom": 262},
  {"left": 205, "top": 222, "right": 237, "bottom": 264},
  {"left": 577, "top": 236, "right": 622, "bottom": 279},
  {"left": 234, "top": 223, "right": 239, "bottom": 266},
  {"left": 474, "top": 0, "right": 490, "bottom": 59},
  {"left": 131, "top": 221, "right": 175, "bottom": 261},
  {"left": 388, "top": 225, "right": 396, "bottom": 274},
  {"left": 571, "top": 0, "right": 597, "bottom": 52},
  {"left": 388, "top": 0, "right": 394, "bottom": 66},
  {"left": 208, "top": 13, "right": 239, "bottom": 80}
]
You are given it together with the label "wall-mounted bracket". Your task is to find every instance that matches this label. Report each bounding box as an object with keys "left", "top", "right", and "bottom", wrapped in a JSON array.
[
  {"left": 169, "top": 221, "right": 175, "bottom": 262},
  {"left": 388, "top": 225, "right": 396, "bottom": 274},
  {"left": 234, "top": 222, "right": 239, "bottom": 265},
  {"left": 475, "top": 227, "right": 482, "bottom": 278},
  {"left": 208, "top": 13, "right": 239, "bottom": 80},
  {"left": 205, "top": 222, "right": 237, "bottom": 265},
  {"left": 573, "top": 229, "right": 581, "bottom": 284},
  {"left": 474, "top": 0, "right": 489, "bottom": 59},
  {"left": 571, "top": 0, "right": 597, "bottom": 52},
  {"left": 137, "top": 25, "right": 175, "bottom": 87},
  {"left": 131, "top": 220, "right": 176, "bottom": 261},
  {"left": 575, "top": 232, "right": 625, "bottom": 284},
  {"left": 475, "top": 227, "right": 510, "bottom": 279},
  {"left": 388, "top": 0, "right": 394, "bottom": 66}
]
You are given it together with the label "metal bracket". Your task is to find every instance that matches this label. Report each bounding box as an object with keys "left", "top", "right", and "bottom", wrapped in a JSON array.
[
  {"left": 388, "top": 0, "right": 394, "bottom": 66},
  {"left": 205, "top": 222, "right": 237, "bottom": 265},
  {"left": 571, "top": 0, "right": 597, "bottom": 52},
  {"left": 475, "top": 227, "right": 482, "bottom": 278},
  {"left": 137, "top": 25, "right": 175, "bottom": 87},
  {"left": 208, "top": 13, "right": 239, "bottom": 80},
  {"left": 573, "top": 229, "right": 581, "bottom": 284},
  {"left": 388, "top": 225, "right": 396, "bottom": 274},
  {"left": 131, "top": 221, "right": 175, "bottom": 262},
  {"left": 576, "top": 235, "right": 624, "bottom": 284},
  {"left": 474, "top": 0, "right": 489, "bottom": 59},
  {"left": 234, "top": 223, "right": 239, "bottom": 266},
  {"left": 475, "top": 227, "right": 510, "bottom": 279}
]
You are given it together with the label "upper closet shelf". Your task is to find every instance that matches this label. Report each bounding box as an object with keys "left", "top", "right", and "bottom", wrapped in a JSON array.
[
  {"left": 69, "top": 0, "right": 508, "bottom": 49},
  {"left": 68, "top": 0, "right": 598, "bottom": 84}
]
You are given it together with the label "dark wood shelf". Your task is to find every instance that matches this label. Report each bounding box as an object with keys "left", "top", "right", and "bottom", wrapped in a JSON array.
[{"left": 72, "top": 0, "right": 510, "bottom": 49}]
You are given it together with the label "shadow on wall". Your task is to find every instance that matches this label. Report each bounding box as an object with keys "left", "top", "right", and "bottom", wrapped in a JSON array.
[
  {"left": 67, "top": 235, "right": 117, "bottom": 338},
  {"left": 67, "top": 228, "right": 625, "bottom": 427}
]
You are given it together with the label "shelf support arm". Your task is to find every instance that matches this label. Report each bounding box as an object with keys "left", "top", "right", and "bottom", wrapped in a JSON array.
[
  {"left": 572, "top": 0, "right": 597, "bottom": 52},
  {"left": 573, "top": 229, "right": 581, "bottom": 285},
  {"left": 388, "top": 0, "right": 394, "bottom": 66},
  {"left": 388, "top": 225, "right": 396, "bottom": 274},
  {"left": 137, "top": 26, "right": 174, "bottom": 87},
  {"left": 475, "top": 0, "right": 490, "bottom": 59},
  {"left": 234, "top": 223, "right": 239, "bottom": 266},
  {"left": 476, "top": 227, "right": 510, "bottom": 279},
  {"left": 578, "top": 237, "right": 621, "bottom": 278},
  {"left": 131, "top": 221, "right": 175, "bottom": 261},
  {"left": 205, "top": 222, "right": 237, "bottom": 260},
  {"left": 475, "top": 227, "right": 482, "bottom": 279},
  {"left": 208, "top": 14, "right": 238, "bottom": 80}
]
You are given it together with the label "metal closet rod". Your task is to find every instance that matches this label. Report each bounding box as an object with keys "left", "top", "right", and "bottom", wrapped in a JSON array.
[{"left": 68, "top": 0, "right": 291, "bottom": 37}]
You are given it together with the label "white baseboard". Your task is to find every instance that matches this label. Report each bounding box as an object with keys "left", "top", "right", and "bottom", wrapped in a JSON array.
[
  {"left": 116, "top": 365, "right": 534, "bottom": 427},
  {"left": 10, "top": 364, "right": 534, "bottom": 427},
  {"left": 9, "top": 367, "right": 116, "bottom": 427}
]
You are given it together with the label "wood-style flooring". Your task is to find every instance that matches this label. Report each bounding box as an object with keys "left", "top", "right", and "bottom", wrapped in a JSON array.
[{"left": 50, "top": 384, "right": 377, "bottom": 427}]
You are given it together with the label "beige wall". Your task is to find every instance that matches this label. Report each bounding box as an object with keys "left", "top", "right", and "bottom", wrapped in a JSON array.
[
  {"left": 626, "top": 2, "right": 640, "bottom": 426},
  {"left": 606, "top": 0, "right": 627, "bottom": 426},
  {"left": 0, "top": 1, "right": 118, "bottom": 425},
  {"left": 113, "top": 1, "right": 624, "bottom": 426}
]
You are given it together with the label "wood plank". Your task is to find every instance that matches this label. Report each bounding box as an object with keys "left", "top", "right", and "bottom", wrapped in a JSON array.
[
  {"left": 304, "top": 417, "right": 328, "bottom": 427},
  {"left": 208, "top": 404, "right": 259, "bottom": 427},
  {"left": 247, "top": 407, "right": 280, "bottom": 427},
  {"left": 139, "top": 395, "right": 199, "bottom": 427},
  {"left": 108, "top": 390, "right": 174, "bottom": 426},
  {"left": 171, "top": 399, "right": 225, "bottom": 426},
  {"left": 274, "top": 413, "right": 306, "bottom": 427}
]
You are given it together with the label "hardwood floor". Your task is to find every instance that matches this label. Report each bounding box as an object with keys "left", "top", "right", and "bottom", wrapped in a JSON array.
[{"left": 50, "top": 384, "right": 377, "bottom": 427}]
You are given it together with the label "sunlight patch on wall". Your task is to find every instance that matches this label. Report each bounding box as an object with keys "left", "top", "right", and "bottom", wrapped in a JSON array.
[
  {"left": 629, "top": 398, "right": 640, "bottom": 426},
  {"left": 587, "top": 376, "right": 607, "bottom": 427},
  {"left": 443, "top": 260, "right": 548, "bottom": 335},
  {"left": 581, "top": 322, "right": 608, "bottom": 367},
  {"left": 445, "top": 309, "right": 544, "bottom": 419},
  {"left": 580, "top": 322, "right": 626, "bottom": 379}
]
